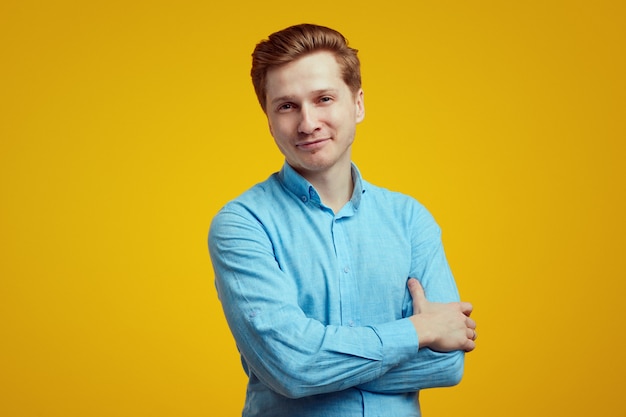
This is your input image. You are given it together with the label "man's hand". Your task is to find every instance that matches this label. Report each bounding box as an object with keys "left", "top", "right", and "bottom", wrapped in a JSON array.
[{"left": 408, "top": 278, "right": 477, "bottom": 353}]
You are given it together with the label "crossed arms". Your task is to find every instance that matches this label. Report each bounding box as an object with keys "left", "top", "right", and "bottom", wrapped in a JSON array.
[{"left": 209, "top": 205, "right": 476, "bottom": 399}]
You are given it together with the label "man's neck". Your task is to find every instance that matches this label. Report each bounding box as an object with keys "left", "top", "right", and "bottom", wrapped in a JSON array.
[{"left": 299, "top": 163, "right": 354, "bottom": 214}]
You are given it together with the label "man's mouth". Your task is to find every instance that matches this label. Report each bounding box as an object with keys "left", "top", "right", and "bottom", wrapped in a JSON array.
[{"left": 296, "top": 138, "right": 330, "bottom": 150}]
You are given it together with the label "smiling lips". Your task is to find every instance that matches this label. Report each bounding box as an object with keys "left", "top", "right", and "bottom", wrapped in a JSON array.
[{"left": 296, "top": 138, "right": 330, "bottom": 151}]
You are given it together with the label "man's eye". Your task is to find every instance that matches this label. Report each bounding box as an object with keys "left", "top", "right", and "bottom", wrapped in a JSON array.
[
  {"left": 278, "top": 103, "right": 294, "bottom": 111},
  {"left": 320, "top": 96, "right": 332, "bottom": 103}
]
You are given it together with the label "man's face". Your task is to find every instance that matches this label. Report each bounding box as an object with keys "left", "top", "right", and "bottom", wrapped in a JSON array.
[{"left": 264, "top": 51, "right": 365, "bottom": 178}]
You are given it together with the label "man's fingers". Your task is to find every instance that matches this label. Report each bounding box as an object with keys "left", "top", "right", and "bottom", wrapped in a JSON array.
[
  {"left": 460, "top": 301, "right": 473, "bottom": 317},
  {"left": 407, "top": 278, "right": 426, "bottom": 298},
  {"left": 407, "top": 278, "right": 428, "bottom": 313},
  {"left": 465, "top": 339, "right": 476, "bottom": 352}
]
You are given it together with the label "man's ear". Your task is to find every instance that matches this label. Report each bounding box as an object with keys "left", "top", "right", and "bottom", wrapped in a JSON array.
[{"left": 355, "top": 89, "right": 365, "bottom": 123}]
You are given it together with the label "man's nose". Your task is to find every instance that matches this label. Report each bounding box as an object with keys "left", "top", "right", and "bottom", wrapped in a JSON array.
[{"left": 297, "top": 105, "right": 320, "bottom": 135}]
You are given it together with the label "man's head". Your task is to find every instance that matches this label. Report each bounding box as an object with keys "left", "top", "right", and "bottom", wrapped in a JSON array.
[{"left": 251, "top": 24, "right": 361, "bottom": 112}]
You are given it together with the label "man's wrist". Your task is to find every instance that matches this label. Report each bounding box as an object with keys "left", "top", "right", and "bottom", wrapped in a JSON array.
[{"left": 410, "top": 315, "right": 433, "bottom": 349}]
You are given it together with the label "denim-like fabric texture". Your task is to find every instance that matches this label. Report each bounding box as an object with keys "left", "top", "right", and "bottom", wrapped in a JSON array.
[{"left": 209, "top": 162, "right": 464, "bottom": 417}]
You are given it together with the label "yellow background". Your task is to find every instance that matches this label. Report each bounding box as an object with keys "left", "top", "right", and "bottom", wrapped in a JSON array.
[{"left": 2, "top": 1, "right": 625, "bottom": 416}]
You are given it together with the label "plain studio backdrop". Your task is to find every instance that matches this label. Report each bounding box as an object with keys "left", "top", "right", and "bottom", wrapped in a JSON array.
[{"left": 1, "top": 1, "right": 625, "bottom": 416}]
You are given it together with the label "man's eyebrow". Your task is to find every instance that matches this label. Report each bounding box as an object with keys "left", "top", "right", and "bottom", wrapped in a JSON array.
[
  {"left": 311, "top": 88, "right": 339, "bottom": 98},
  {"left": 270, "top": 95, "right": 296, "bottom": 106},
  {"left": 269, "top": 89, "right": 339, "bottom": 106}
]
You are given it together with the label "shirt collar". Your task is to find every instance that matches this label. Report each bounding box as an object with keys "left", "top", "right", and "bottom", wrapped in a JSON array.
[{"left": 278, "top": 162, "right": 366, "bottom": 210}]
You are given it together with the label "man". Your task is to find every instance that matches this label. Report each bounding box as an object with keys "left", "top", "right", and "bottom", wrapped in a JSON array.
[{"left": 208, "top": 23, "right": 477, "bottom": 417}]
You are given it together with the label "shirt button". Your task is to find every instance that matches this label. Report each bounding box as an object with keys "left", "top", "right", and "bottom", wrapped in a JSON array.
[
  {"left": 343, "top": 266, "right": 350, "bottom": 273},
  {"left": 301, "top": 196, "right": 307, "bottom": 202},
  {"left": 348, "top": 321, "right": 355, "bottom": 327}
]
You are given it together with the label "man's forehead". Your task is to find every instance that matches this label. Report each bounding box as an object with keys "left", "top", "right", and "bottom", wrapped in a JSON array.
[{"left": 265, "top": 52, "right": 346, "bottom": 99}]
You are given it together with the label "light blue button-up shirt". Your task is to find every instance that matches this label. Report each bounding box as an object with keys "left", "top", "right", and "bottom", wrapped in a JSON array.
[{"left": 209, "top": 162, "right": 464, "bottom": 417}]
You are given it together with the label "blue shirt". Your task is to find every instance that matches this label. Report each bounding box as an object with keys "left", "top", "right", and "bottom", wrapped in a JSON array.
[{"left": 208, "top": 162, "right": 464, "bottom": 417}]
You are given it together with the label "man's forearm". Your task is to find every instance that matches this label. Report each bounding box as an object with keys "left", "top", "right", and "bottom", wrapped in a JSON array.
[{"left": 356, "top": 349, "right": 464, "bottom": 394}]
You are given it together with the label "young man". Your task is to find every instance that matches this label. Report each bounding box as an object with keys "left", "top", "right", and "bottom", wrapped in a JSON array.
[{"left": 209, "top": 23, "right": 477, "bottom": 417}]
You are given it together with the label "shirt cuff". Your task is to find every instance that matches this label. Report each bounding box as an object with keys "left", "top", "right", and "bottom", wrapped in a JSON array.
[{"left": 371, "top": 318, "right": 419, "bottom": 368}]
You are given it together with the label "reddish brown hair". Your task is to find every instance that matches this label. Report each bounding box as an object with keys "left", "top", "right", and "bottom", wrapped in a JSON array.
[{"left": 251, "top": 24, "right": 361, "bottom": 112}]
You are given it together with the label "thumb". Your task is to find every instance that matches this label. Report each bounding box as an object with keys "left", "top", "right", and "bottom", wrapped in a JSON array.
[{"left": 407, "top": 278, "right": 428, "bottom": 313}]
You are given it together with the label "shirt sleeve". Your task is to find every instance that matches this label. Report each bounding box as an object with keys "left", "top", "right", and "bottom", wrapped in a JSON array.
[
  {"left": 357, "top": 202, "right": 466, "bottom": 394},
  {"left": 208, "top": 207, "right": 420, "bottom": 399},
  {"left": 357, "top": 349, "right": 464, "bottom": 394}
]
